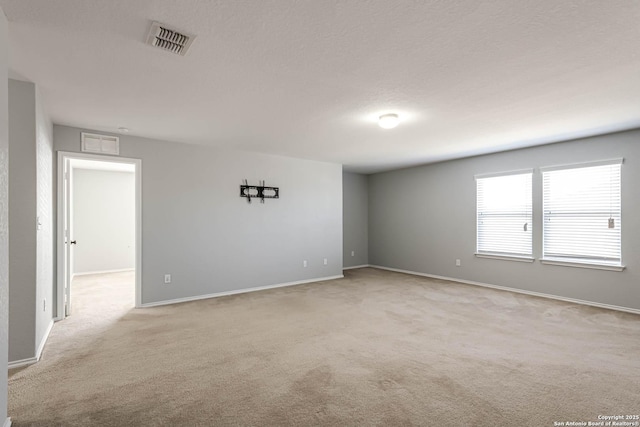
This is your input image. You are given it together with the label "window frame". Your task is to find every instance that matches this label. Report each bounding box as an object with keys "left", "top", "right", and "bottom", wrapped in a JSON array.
[
  {"left": 475, "top": 169, "right": 534, "bottom": 262},
  {"left": 540, "top": 158, "right": 624, "bottom": 271}
]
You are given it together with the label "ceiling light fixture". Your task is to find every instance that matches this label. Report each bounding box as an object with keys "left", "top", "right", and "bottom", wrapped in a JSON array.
[
  {"left": 378, "top": 113, "right": 399, "bottom": 129},
  {"left": 118, "top": 127, "right": 130, "bottom": 134}
]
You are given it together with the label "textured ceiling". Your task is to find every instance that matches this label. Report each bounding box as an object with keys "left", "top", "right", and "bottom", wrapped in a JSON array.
[{"left": 2, "top": 0, "right": 640, "bottom": 173}]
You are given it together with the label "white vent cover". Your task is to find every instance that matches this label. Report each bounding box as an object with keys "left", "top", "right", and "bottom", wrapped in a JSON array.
[
  {"left": 146, "top": 21, "right": 195, "bottom": 56},
  {"left": 81, "top": 133, "right": 120, "bottom": 155}
]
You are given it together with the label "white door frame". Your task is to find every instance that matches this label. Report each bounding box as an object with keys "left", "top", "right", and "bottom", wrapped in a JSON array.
[{"left": 56, "top": 151, "right": 142, "bottom": 319}]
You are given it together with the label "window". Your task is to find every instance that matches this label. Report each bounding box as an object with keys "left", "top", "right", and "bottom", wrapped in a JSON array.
[
  {"left": 541, "top": 159, "right": 622, "bottom": 269},
  {"left": 476, "top": 171, "right": 533, "bottom": 259}
]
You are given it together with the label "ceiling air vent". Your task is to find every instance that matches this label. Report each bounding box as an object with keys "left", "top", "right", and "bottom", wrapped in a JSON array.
[{"left": 146, "top": 21, "right": 195, "bottom": 56}]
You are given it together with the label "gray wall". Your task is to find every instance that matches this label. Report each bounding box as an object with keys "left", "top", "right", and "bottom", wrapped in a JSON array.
[
  {"left": 369, "top": 129, "right": 640, "bottom": 311},
  {"left": 7, "top": 80, "right": 54, "bottom": 363},
  {"left": 0, "top": 6, "right": 10, "bottom": 423},
  {"left": 35, "top": 86, "right": 53, "bottom": 352},
  {"left": 343, "top": 172, "right": 368, "bottom": 267},
  {"left": 72, "top": 169, "right": 135, "bottom": 274},
  {"left": 54, "top": 125, "right": 343, "bottom": 305},
  {"left": 8, "top": 80, "right": 37, "bottom": 361}
]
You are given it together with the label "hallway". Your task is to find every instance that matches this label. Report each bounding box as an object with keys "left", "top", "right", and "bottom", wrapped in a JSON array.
[{"left": 10, "top": 271, "right": 134, "bottom": 374}]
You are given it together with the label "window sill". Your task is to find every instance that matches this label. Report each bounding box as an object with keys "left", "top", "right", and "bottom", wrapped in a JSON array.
[
  {"left": 540, "top": 259, "right": 625, "bottom": 272},
  {"left": 475, "top": 253, "right": 535, "bottom": 263}
]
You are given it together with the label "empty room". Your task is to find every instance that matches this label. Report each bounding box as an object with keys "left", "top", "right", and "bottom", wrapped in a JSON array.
[{"left": 0, "top": 1, "right": 638, "bottom": 426}]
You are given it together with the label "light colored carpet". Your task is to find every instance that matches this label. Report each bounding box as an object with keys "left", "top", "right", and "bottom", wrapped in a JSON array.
[{"left": 8, "top": 268, "right": 640, "bottom": 426}]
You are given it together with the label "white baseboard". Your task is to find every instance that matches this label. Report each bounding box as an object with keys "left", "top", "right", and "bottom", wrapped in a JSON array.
[
  {"left": 74, "top": 268, "right": 135, "bottom": 277},
  {"left": 8, "top": 318, "right": 55, "bottom": 370},
  {"left": 343, "top": 264, "right": 370, "bottom": 270},
  {"left": 140, "top": 274, "right": 345, "bottom": 308},
  {"left": 8, "top": 357, "right": 37, "bottom": 370},
  {"left": 4, "top": 417, "right": 11, "bottom": 427},
  {"left": 36, "top": 319, "right": 55, "bottom": 360},
  {"left": 370, "top": 265, "right": 640, "bottom": 315}
]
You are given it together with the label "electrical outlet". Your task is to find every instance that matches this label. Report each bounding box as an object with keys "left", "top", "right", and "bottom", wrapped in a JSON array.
[
  {"left": 323, "top": 258, "right": 328, "bottom": 265},
  {"left": 303, "top": 260, "right": 307, "bottom": 268},
  {"left": 455, "top": 259, "right": 461, "bottom": 267},
  {"left": 164, "top": 274, "right": 171, "bottom": 284},
  {"left": 351, "top": 251, "right": 355, "bottom": 257}
]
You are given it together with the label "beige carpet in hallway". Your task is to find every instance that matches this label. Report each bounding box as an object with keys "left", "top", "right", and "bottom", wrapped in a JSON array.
[{"left": 8, "top": 268, "right": 640, "bottom": 426}]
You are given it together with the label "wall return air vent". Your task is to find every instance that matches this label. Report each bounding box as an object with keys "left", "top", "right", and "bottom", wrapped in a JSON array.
[
  {"left": 81, "top": 133, "right": 119, "bottom": 155},
  {"left": 146, "top": 21, "right": 195, "bottom": 56}
]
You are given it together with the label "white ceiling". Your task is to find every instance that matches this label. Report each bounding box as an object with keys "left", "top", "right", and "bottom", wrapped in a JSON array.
[{"left": 2, "top": 1, "right": 640, "bottom": 173}]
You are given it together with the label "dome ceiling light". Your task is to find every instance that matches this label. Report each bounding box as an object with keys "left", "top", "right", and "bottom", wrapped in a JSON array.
[{"left": 378, "top": 113, "right": 399, "bottom": 129}]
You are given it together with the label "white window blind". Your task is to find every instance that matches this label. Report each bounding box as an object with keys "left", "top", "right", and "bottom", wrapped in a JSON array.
[
  {"left": 476, "top": 172, "right": 532, "bottom": 258},
  {"left": 542, "top": 160, "right": 622, "bottom": 266}
]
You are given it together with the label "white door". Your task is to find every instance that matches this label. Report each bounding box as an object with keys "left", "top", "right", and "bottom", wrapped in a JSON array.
[{"left": 63, "top": 157, "right": 73, "bottom": 316}]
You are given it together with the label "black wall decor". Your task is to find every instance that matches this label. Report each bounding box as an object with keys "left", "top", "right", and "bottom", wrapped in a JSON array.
[{"left": 240, "top": 179, "right": 280, "bottom": 204}]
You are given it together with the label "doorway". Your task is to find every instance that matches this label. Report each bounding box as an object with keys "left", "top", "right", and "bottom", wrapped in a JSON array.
[{"left": 56, "top": 151, "right": 142, "bottom": 320}]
